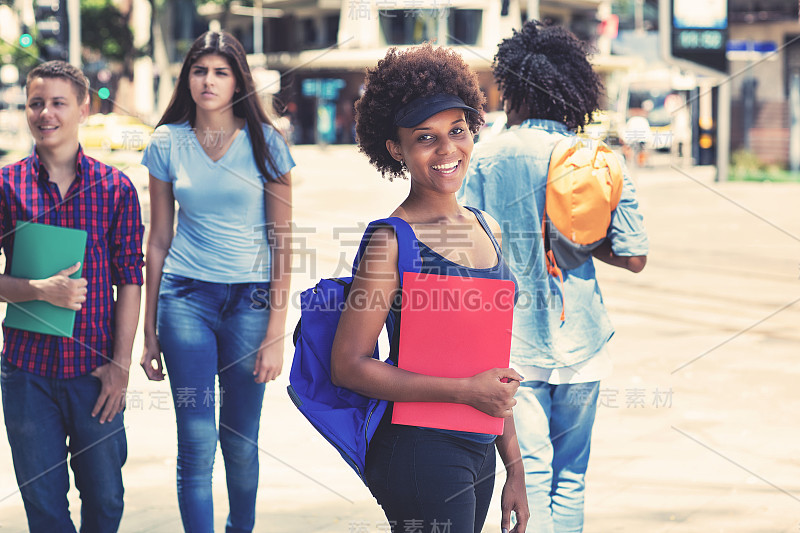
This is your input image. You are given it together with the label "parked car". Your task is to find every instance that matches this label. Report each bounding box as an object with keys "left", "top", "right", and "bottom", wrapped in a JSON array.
[{"left": 79, "top": 113, "right": 154, "bottom": 151}]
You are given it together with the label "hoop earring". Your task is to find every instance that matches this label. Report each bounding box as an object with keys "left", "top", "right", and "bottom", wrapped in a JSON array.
[{"left": 400, "top": 160, "right": 407, "bottom": 171}]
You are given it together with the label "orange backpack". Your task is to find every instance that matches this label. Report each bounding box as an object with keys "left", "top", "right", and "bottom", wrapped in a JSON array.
[{"left": 543, "top": 136, "right": 624, "bottom": 319}]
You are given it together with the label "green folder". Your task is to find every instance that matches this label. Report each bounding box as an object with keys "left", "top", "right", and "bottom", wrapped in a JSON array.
[{"left": 4, "top": 221, "right": 88, "bottom": 337}]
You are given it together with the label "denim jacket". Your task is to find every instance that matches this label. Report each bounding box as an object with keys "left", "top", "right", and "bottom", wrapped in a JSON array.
[{"left": 459, "top": 119, "right": 649, "bottom": 368}]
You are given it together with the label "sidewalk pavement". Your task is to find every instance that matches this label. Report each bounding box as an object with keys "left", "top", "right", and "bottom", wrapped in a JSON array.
[{"left": 1, "top": 145, "right": 799, "bottom": 532}]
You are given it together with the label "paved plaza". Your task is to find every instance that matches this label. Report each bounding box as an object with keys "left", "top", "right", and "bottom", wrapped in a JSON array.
[{"left": 0, "top": 144, "right": 799, "bottom": 532}]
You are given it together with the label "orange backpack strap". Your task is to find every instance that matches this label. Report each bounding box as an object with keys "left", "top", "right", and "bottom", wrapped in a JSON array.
[
  {"left": 547, "top": 136, "right": 582, "bottom": 177},
  {"left": 541, "top": 214, "right": 566, "bottom": 322},
  {"left": 542, "top": 136, "right": 627, "bottom": 323},
  {"left": 594, "top": 141, "right": 624, "bottom": 211},
  {"left": 545, "top": 136, "right": 593, "bottom": 322}
]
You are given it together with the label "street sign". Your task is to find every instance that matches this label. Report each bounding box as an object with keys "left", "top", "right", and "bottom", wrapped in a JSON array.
[
  {"left": 669, "top": 0, "right": 728, "bottom": 74},
  {"left": 726, "top": 40, "right": 778, "bottom": 61},
  {"left": 659, "top": 0, "right": 731, "bottom": 181}
]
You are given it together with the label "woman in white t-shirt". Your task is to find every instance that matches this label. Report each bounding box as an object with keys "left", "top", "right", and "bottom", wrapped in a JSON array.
[{"left": 139, "top": 31, "right": 294, "bottom": 533}]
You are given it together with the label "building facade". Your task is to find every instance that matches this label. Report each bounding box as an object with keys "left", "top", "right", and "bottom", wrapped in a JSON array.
[
  {"left": 728, "top": 0, "right": 800, "bottom": 165},
  {"left": 202, "top": 0, "right": 621, "bottom": 144}
]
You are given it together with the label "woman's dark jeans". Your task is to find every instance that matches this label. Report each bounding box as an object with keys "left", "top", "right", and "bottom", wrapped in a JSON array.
[{"left": 365, "top": 421, "right": 496, "bottom": 533}]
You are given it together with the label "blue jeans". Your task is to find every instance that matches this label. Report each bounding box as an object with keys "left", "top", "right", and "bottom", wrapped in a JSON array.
[
  {"left": 157, "top": 274, "right": 271, "bottom": 533},
  {"left": 365, "top": 420, "right": 496, "bottom": 533},
  {"left": 514, "top": 381, "right": 600, "bottom": 533},
  {"left": 1, "top": 359, "right": 126, "bottom": 533}
]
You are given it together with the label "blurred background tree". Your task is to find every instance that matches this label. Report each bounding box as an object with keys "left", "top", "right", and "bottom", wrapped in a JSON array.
[{"left": 81, "top": 0, "right": 135, "bottom": 77}]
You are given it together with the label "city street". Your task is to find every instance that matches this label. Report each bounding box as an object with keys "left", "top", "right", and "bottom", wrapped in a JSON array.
[{"left": 0, "top": 143, "right": 799, "bottom": 532}]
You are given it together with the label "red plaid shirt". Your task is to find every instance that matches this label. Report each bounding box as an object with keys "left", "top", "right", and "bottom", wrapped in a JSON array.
[{"left": 0, "top": 147, "right": 144, "bottom": 378}]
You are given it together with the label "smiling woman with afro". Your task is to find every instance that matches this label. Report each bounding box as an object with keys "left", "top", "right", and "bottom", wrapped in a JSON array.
[
  {"left": 354, "top": 43, "right": 485, "bottom": 180},
  {"left": 334, "top": 42, "right": 530, "bottom": 533}
]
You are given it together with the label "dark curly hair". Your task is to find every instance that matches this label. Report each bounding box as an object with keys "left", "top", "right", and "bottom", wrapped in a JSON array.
[
  {"left": 493, "top": 20, "right": 602, "bottom": 130},
  {"left": 355, "top": 43, "right": 485, "bottom": 180}
]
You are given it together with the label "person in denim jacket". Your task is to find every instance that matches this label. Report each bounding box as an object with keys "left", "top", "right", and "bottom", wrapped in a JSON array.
[{"left": 459, "top": 20, "right": 648, "bottom": 533}]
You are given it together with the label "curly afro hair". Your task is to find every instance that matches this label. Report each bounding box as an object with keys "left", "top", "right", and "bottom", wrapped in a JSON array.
[
  {"left": 493, "top": 20, "right": 603, "bottom": 130},
  {"left": 355, "top": 43, "right": 485, "bottom": 180}
]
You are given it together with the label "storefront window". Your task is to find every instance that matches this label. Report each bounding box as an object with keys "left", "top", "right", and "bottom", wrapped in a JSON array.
[
  {"left": 380, "top": 9, "right": 441, "bottom": 45},
  {"left": 447, "top": 9, "right": 481, "bottom": 46},
  {"left": 730, "top": 0, "right": 799, "bottom": 23}
]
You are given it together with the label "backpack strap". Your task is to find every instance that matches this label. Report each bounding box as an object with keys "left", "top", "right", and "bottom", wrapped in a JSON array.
[
  {"left": 542, "top": 214, "right": 566, "bottom": 322},
  {"left": 352, "top": 218, "right": 421, "bottom": 366},
  {"left": 464, "top": 206, "right": 503, "bottom": 259},
  {"left": 548, "top": 135, "right": 581, "bottom": 173},
  {"left": 595, "top": 144, "right": 624, "bottom": 211},
  {"left": 352, "top": 217, "right": 422, "bottom": 278},
  {"left": 544, "top": 136, "right": 576, "bottom": 323}
]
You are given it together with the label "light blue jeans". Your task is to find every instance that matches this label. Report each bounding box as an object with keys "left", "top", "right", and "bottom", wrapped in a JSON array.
[
  {"left": 157, "top": 273, "right": 271, "bottom": 533},
  {"left": 514, "top": 381, "right": 600, "bottom": 533}
]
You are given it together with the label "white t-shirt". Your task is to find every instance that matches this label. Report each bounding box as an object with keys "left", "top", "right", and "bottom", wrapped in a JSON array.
[{"left": 518, "top": 345, "right": 612, "bottom": 385}]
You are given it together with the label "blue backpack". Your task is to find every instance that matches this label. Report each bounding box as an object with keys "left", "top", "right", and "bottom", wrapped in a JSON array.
[{"left": 287, "top": 217, "right": 421, "bottom": 484}]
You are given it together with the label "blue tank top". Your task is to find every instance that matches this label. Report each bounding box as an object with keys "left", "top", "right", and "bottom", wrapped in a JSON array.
[{"left": 387, "top": 206, "right": 518, "bottom": 444}]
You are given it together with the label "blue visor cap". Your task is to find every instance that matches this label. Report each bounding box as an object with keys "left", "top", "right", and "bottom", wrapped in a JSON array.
[{"left": 393, "top": 93, "right": 480, "bottom": 128}]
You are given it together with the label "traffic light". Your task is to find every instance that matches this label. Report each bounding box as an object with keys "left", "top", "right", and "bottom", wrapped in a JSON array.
[
  {"left": 35, "top": 0, "right": 68, "bottom": 61},
  {"left": 94, "top": 68, "right": 113, "bottom": 112},
  {"left": 19, "top": 26, "right": 34, "bottom": 48}
]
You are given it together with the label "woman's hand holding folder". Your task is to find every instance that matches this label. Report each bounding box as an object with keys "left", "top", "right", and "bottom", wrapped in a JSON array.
[{"left": 465, "top": 367, "right": 523, "bottom": 418}]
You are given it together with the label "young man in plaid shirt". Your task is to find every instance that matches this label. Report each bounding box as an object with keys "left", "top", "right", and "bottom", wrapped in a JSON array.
[{"left": 0, "top": 61, "right": 144, "bottom": 533}]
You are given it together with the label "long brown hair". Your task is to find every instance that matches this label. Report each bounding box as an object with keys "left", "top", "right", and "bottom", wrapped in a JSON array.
[{"left": 157, "top": 31, "right": 285, "bottom": 183}]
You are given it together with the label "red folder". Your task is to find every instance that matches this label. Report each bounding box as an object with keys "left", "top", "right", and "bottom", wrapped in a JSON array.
[{"left": 392, "top": 272, "right": 515, "bottom": 435}]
